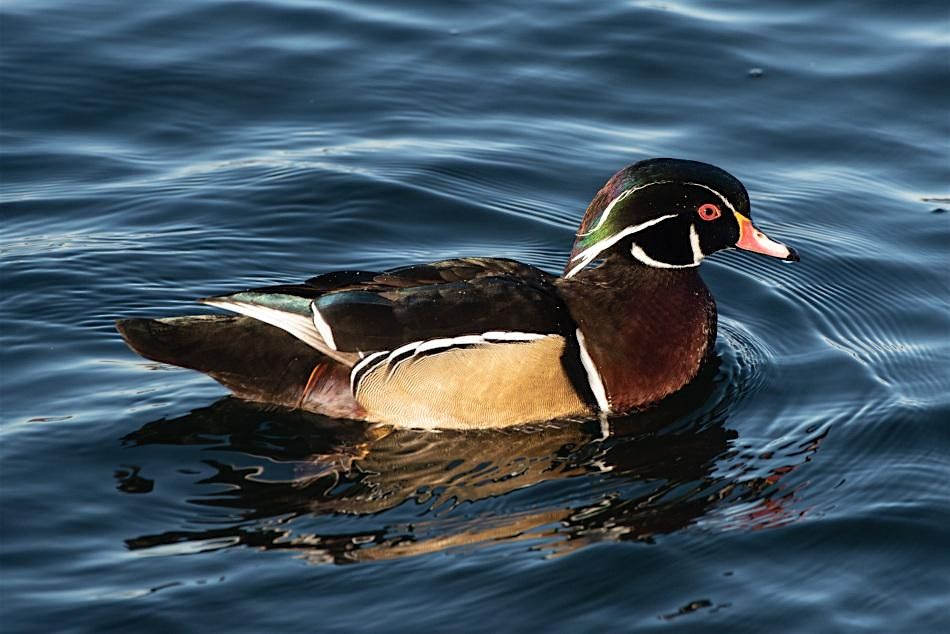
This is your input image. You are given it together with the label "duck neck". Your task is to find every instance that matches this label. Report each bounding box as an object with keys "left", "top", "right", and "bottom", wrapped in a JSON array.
[{"left": 557, "top": 256, "right": 717, "bottom": 412}]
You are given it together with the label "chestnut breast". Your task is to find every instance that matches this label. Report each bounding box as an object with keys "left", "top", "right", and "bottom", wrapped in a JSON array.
[{"left": 557, "top": 259, "right": 717, "bottom": 412}]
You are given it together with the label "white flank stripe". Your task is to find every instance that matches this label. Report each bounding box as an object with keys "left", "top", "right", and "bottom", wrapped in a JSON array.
[
  {"left": 575, "top": 328, "right": 610, "bottom": 413},
  {"left": 350, "top": 350, "right": 389, "bottom": 393},
  {"left": 387, "top": 340, "right": 423, "bottom": 362},
  {"left": 351, "top": 350, "right": 388, "bottom": 376},
  {"left": 565, "top": 213, "right": 678, "bottom": 278},
  {"left": 481, "top": 331, "right": 548, "bottom": 341},
  {"left": 415, "top": 335, "right": 483, "bottom": 355},
  {"left": 348, "top": 331, "right": 554, "bottom": 394},
  {"left": 310, "top": 303, "right": 337, "bottom": 351},
  {"left": 201, "top": 299, "right": 328, "bottom": 351}
]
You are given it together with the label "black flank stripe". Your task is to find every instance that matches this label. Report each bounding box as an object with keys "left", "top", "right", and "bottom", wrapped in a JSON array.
[
  {"left": 352, "top": 352, "right": 389, "bottom": 394},
  {"left": 386, "top": 341, "right": 484, "bottom": 379},
  {"left": 385, "top": 346, "right": 420, "bottom": 379},
  {"left": 414, "top": 342, "right": 480, "bottom": 360}
]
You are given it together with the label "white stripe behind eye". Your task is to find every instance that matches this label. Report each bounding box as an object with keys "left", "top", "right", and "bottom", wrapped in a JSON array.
[
  {"left": 565, "top": 214, "right": 678, "bottom": 278},
  {"left": 579, "top": 189, "right": 634, "bottom": 237},
  {"left": 566, "top": 181, "right": 735, "bottom": 278},
  {"left": 578, "top": 180, "right": 682, "bottom": 238},
  {"left": 684, "top": 182, "right": 737, "bottom": 214}
]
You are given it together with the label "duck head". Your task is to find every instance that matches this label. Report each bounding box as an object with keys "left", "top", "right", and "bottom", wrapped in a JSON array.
[{"left": 564, "top": 158, "right": 799, "bottom": 278}]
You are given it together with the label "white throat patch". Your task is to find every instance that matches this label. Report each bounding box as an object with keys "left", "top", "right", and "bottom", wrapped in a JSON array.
[{"left": 628, "top": 222, "right": 704, "bottom": 269}]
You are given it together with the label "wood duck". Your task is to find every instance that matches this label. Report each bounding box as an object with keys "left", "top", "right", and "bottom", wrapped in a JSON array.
[{"left": 117, "top": 158, "right": 799, "bottom": 429}]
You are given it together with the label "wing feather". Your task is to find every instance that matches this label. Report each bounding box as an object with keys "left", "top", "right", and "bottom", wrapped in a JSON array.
[{"left": 201, "top": 257, "right": 573, "bottom": 361}]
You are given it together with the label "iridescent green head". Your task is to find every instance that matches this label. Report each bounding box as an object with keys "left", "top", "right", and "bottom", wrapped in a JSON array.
[{"left": 563, "top": 158, "right": 798, "bottom": 277}]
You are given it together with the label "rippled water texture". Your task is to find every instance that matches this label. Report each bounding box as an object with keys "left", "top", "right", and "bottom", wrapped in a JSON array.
[{"left": 2, "top": 1, "right": 949, "bottom": 631}]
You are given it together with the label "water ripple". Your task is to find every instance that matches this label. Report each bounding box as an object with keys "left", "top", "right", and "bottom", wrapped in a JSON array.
[{"left": 3, "top": 0, "right": 949, "bottom": 630}]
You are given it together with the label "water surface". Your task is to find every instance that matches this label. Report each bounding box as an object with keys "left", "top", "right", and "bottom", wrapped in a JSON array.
[{"left": 2, "top": 1, "right": 949, "bottom": 631}]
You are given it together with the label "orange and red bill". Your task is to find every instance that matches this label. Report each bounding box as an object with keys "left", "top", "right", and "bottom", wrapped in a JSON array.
[{"left": 734, "top": 212, "right": 800, "bottom": 261}]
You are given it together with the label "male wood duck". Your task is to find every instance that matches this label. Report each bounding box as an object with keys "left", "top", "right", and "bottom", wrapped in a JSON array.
[{"left": 117, "top": 158, "right": 798, "bottom": 429}]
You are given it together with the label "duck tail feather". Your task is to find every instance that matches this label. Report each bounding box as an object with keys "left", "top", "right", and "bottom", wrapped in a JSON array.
[{"left": 116, "top": 315, "right": 365, "bottom": 419}]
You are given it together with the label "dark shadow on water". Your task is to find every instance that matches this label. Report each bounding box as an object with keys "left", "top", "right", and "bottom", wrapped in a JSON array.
[{"left": 119, "top": 356, "right": 821, "bottom": 564}]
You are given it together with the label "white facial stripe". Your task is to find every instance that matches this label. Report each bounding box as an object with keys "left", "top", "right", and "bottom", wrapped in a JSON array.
[
  {"left": 564, "top": 214, "right": 678, "bottom": 278},
  {"left": 629, "top": 244, "right": 698, "bottom": 268},
  {"left": 579, "top": 180, "right": 677, "bottom": 237},
  {"left": 567, "top": 181, "right": 736, "bottom": 277},
  {"left": 682, "top": 181, "right": 738, "bottom": 214},
  {"left": 590, "top": 189, "right": 633, "bottom": 233},
  {"left": 575, "top": 328, "right": 610, "bottom": 413},
  {"left": 579, "top": 180, "right": 735, "bottom": 240},
  {"left": 310, "top": 303, "right": 337, "bottom": 351},
  {"left": 579, "top": 190, "right": 629, "bottom": 237},
  {"left": 629, "top": 220, "right": 704, "bottom": 269},
  {"left": 689, "top": 223, "right": 704, "bottom": 263},
  {"left": 580, "top": 189, "right": 630, "bottom": 236},
  {"left": 636, "top": 245, "right": 701, "bottom": 268}
]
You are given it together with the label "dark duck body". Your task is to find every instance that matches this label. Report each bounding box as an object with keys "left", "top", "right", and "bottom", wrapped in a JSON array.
[{"left": 117, "top": 158, "right": 799, "bottom": 429}]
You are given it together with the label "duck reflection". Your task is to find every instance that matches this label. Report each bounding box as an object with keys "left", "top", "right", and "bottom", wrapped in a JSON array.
[{"left": 120, "top": 361, "right": 816, "bottom": 563}]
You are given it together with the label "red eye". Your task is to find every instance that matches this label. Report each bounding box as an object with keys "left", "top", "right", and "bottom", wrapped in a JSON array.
[{"left": 697, "top": 203, "right": 721, "bottom": 221}]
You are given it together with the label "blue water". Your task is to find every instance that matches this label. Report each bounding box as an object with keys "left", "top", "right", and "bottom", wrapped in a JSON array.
[{"left": 2, "top": 1, "right": 949, "bottom": 631}]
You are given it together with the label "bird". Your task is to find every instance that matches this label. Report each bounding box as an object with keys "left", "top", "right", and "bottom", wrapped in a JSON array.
[{"left": 117, "top": 158, "right": 799, "bottom": 429}]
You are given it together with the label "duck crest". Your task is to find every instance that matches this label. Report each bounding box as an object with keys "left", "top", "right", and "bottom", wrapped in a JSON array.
[
  {"left": 566, "top": 158, "right": 754, "bottom": 276},
  {"left": 571, "top": 168, "right": 644, "bottom": 252}
]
